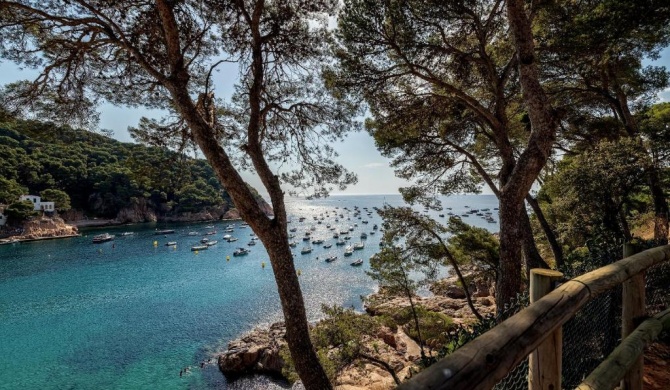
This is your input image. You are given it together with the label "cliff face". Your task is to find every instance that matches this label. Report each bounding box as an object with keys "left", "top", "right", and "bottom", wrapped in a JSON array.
[
  {"left": 61, "top": 195, "right": 272, "bottom": 225},
  {"left": 19, "top": 217, "right": 78, "bottom": 239}
]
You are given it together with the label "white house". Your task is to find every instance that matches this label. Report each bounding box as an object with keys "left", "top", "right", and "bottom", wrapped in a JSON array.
[{"left": 19, "top": 195, "right": 55, "bottom": 212}]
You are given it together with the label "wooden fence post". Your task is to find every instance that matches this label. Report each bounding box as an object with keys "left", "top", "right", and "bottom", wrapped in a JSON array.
[
  {"left": 622, "top": 242, "right": 644, "bottom": 390},
  {"left": 528, "top": 269, "right": 564, "bottom": 390}
]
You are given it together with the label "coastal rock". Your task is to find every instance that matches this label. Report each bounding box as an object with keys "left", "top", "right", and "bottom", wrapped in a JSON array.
[
  {"left": 17, "top": 217, "right": 78, "bottom": 240},
  {"left": 223, "top": 208, "right": 241, "bottom": 220},
  {"left": 218, "top": 322, "right": 287, "bottom": 378}
]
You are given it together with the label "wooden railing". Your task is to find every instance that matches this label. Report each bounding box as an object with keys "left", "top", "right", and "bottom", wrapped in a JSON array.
[{"left": 398, "top": 244, "right": 670, "bottom": 390}]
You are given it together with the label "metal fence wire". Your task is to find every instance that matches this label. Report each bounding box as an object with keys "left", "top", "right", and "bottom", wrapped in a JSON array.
[{"left": 441, "top": 240, "right": 670, "bottom": 389}]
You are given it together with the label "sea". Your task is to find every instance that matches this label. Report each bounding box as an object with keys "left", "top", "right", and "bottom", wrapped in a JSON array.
[{"left": 0, "top": 194, "right": 499, "bottom": 390}]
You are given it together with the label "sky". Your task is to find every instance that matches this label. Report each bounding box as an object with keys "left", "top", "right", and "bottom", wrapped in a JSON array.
[{"left": 1, "top": 45, "right": 669, "bottom": 197}]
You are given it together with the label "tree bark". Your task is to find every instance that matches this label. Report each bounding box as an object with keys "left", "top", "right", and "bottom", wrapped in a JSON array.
[
  {"left": 520, "top": 204, "right": 549, "bottom": 273},
  {"left": 153, "top": 2, "right": 332, "bottom": 387},
  {"left": 526, "top": 195, "right": 564, "bottom": 268},
  {"left": 648, "top": 167, "right": 669, "bottom": 242},
  {"left": 498, "top": 0, "right": 558, "bottom": 308},
  {"left": 496, "top": 193, "right": 524, "bottom": 309}
]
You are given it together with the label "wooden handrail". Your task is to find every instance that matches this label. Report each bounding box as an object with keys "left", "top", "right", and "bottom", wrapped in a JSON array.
[
  {"left": 398, "top": 245, "right": 670, "bottom": 390},
  {"left": 576, "top": 307, "right": 670, "bottom": 390}
]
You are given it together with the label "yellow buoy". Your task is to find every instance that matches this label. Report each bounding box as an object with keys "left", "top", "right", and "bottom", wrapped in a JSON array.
[
  {"left": 297, "top": 269, "right": 302, "bottom": 276},
  {"left": 153, "top": 241, "right": 158, "bottom": 247},
  {"left": 195, "top": 250, "right": 199, "bottom": 255},
  {"left": 261, "top": 262, "right": 266, "bottom": 269},
  {"left": 226, "top": 256, "right": 230, "bottom": 261}
]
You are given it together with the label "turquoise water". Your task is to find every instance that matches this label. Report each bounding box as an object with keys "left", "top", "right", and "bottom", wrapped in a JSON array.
[{"left": 0, "top": 195, "right": 499, "bottom": 390}]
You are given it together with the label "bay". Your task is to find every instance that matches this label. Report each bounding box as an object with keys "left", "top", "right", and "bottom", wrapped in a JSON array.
[{"left": 0, "top": 194, "right": 499, "bottom": 390}]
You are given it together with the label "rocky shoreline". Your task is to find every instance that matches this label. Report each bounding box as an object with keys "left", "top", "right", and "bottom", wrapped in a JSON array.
[
  {"left": 217, "top": 272, "right": 496, "bottom": 389},
  {"left": 0, "top": 216, "right": 80, "bottom": 244}
]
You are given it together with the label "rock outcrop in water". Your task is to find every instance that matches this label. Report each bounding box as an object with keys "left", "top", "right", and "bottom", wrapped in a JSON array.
[
  {"left": 218, "top": 322, "right": 287, "bottom": 377},
  {"left": 217, "top": 271, "right": 497, "bottom": 389}
]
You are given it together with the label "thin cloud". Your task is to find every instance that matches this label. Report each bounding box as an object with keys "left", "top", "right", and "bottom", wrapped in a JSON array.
[{"left": 363, "top": 162, "right": 386, "bottom": 168}]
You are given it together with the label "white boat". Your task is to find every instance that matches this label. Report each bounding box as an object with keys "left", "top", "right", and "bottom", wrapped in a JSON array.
[
  {"left": 223, "top": 234, "right": 232, "bottom": 239},
  {"left": 344, "top": 246, "right": 354, "bottom": 256},
  {"left": 353, "top": 242, "right": 365, "bottom": 250},
  {"left": 323, "top": 243, "right": 332, "bottom": 249},
  {"left": 191, "top": 245, "right": 208, "bottom": 251},
  {"left": 350, "top": 259, "right": 363, "bottom": 266},
  {"left": 325, "top": 256, "right": 337, "bottom": 263},
  {"left": 187, "top": 231, "right": 198, "bottom": 236},
  {"left": 289, "top": 241, "right": 298, "bottom": 248},
  {"left": 335, "top": 240, "right": 346, "bottom": 246},
  {"left": 119, "top": 232, "right": 134, "bottom": 236},
  {"left": 227, "top": 237, "right": 238, "bottom": 242},
  {"left": 201, "top": 238, "right": 210, "bottom": 244},
  {"left": 311, "top": 239, "right": 324, "bottom": 244},
  {"left": 248, "top": 241, "right": 256, "bottom": 246},
  {"left": 205, "top": 240, "right": 218, "bottom": 246},
  {"left": 165, "top": 241, "right": 177, "bottom": 246},
  {"left": 301, "top": 247, "right": 312, "bottom": 254},
  {"left": 92, "top": 233, "right": 114, "bottom": 243}
]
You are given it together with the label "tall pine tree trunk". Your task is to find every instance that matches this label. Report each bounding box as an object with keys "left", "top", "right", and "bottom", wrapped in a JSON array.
[
  {"left": 260, "top": 226, "right": 333, "bottom": 389},
  {"left": 496, "top": 192, "right": 524, "bottom": 309},
  {"left": 648, "top": 167, "right": 669, "bottom": 242},
  {"left": 526, "top": 195, "right": 564, "bottom": 267}
]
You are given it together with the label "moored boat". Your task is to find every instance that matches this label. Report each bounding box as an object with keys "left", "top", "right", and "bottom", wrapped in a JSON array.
[
  {"left": 92, "top": 233, "right": 114, "bottom": 243},
  {"left": 191, "top": 245, "right": 208, "bottom": 251},
  {"left": 350, "top": 259, "right": 363, "bottom": 266},
  {"left": 233, "top": 247, "right": 250, "bottom": 256}
]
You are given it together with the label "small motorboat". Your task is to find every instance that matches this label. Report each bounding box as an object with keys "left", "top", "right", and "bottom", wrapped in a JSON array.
[
  {"left": 350, "top": 259, "right": 363, "bottom": 266},
  {"left": 92, "top": 233, "right": 114, "bottom": 243},
  {"left": 311, "top": 239, "right": 324, "bottom": 244},
  {"left": 335, "top": 240, "right": 346, "bottom": 246},
  {"left": 344, "top": 247, "right": 354, "bottom": 257},
  {"left": 323, "top": 243, "right": 332, "bottom": 249},
  {"left": 301, "top": 247, "right": 312, "bottom": 254},
  {"left": 191, "top": 245, "right": 208, "bottom": 251},
  {"left": 233, "top": 247, "right": 250, "bottom": 256},
  {"left": 248, "top": 241, "right": 256, "bottom": 246},
  {"left": 119, "top": 232, "right": 134, "bottom": 236},
  {"left": 155, "top": 229, "right": 175, "bottom": 235},
  {"left": 204, "top": 231, "right": 217, "bottom": 236},
  {"left": 201, "top": 238, "right": 210, "bottom": 244},
  {"left": 289, "top": 241, "right": 298, "bottom": 248},
  {"left": 187, "top": 231, "right": 199, "bottom": 236},
  {"left": 325, "top": 256, "right": 337, "bottom": 263},
  {"left": 227, "top": 237, "right": 238, "bottom": 242},
  {"left": 205, "top": 240, "right": 218, "bottom": 246},
  {"left": 165, "top": 241, "right": 177, "bottom": 246}
]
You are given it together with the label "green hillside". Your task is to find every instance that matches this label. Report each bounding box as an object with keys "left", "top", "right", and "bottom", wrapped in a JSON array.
[{"left": 0, "top": 115, "right": 265, "bottom": 221}]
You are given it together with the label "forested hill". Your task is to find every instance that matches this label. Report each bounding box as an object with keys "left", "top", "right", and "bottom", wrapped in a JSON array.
[{"left": 0, "top": 117, "right": 269, "bottom": 222}]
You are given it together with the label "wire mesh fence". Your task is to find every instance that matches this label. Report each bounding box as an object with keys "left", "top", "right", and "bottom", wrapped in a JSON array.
[{"left": 440, "top": 239, "right": 670, "bottom": 389}]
